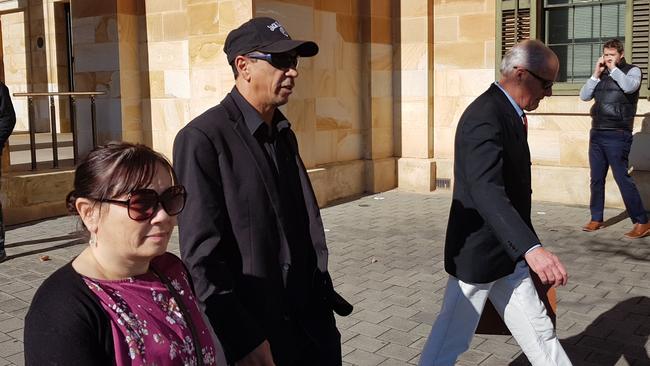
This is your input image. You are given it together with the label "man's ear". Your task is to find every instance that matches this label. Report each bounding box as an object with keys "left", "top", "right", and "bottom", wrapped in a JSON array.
[
  {"left": 515, "top": 67, "right": 526, "bottom": 83},
  {"left": 235, "top": 55, "right": 252, "bottom": 81},
  {"left": 75, "top": 198, "right": 100, "bottom": 234}
]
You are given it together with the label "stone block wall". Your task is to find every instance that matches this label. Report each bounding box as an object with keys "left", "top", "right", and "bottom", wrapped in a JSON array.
[
  {"left": 433, "top": 0, "right": 650, "bottom": 209},
  {"left": 142, "top": 0, "right": 252, "bottom": 159},
  {"left": 71, "top": 0, "right": 147, "bottom": 150},
  {"left": 432, "top": 0, "right": 495, "bottom": 166},
  {"left": 1, "top": 9, "right": 31, "bottom": 133},
  {"left": 141, "top": 0, "right": 397, "bottom": 205},
  {"left": 396, "top": 0, "right": 436, "bottom": 192}
]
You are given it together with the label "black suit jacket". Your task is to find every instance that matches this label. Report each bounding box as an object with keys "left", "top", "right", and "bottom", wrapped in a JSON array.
[
  {"left": 173, "top": 91, "right": 339, "bottom": 364},
  {"left": 445, "top": 84, "right": 539, "bottom": 284},
  {"left": 0, "top": 82, "right": 16, "bottom": 155}
]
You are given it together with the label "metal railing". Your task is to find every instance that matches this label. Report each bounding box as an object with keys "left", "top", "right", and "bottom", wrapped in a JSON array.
[
  {"left": 529, "top": 112, "right": 649, "bottom": 117},
  {"left": 12, "top": 91, "right": 105, "bottom": 170}
]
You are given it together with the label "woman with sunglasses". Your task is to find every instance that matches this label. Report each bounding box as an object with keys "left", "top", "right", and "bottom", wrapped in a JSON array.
[{"left": 24, "top": 142, "right": 218, "bottom": 365}]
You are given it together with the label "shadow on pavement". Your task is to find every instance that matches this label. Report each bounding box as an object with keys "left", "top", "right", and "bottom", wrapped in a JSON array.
[
  {"left": 5, "top": 233, "right": 84, "bottom": 248},
  {"left": 4, "top": 238, "right": 86, "bottom": 261},
  {"left": 602, "top": 211, "right": 629, "bottom": 228},
  {"left": 588, "top": 238, "right": 650, "bottom": 262},
  {"left": 509, "top": 296, "right": 650, "bottom": 366}
]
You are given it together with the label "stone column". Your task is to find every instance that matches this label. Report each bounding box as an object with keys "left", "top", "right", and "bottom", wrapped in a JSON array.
[
  {"left": 361, "top": 0, "right": 397, "bottom": 193},
  {"left": 71, "top": 0, "right": 146, "bottom": 154},
  {"left": 396, "top": 0, "right": 435, "bottom": 192}
]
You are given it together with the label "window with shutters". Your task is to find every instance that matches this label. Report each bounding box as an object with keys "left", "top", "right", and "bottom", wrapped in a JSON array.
[
  {"left": 546, "top": 0, "right": 626, "bottom": 83},
  {"left": 497, "top": 0, "right": 650, "bottom": 95}
]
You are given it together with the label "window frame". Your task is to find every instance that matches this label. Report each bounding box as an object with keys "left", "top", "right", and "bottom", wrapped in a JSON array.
[{"left": 496, "top": 0, "right": 641, "bottom": 96}]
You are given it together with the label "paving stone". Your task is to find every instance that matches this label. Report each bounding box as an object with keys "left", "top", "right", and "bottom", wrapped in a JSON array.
[
  {"left": 376, "top": 343, "right": 419, "bottom": 362},
  {"left": 377, "top": 358, "right": 411, "bottom": 366},
  {"left": 0, "top": 191, "right": 648, "bottom": 366},
  {"left": 344, "top": 334, "right": 389, "bottom": 353},
  {"left": 5, "top": 329, "right": 21, "bottom": 343},
  {"left": 336, "top": 315, "right": 361, "bottom": 330},
  {"left": 341, "top": 330, "right": 358, "bottom": 344},
  {"left": 0, "top": 319, "right": 23, "bottom": 334},
  {"left": 479, "top": 354, "right": 517, "bottom": 365},
  {"left": 476, "top": 339, "right": 522, "bottom": 360},
  {"left": 344, "top": 349, "right": 387, "bottom": 366},
  {"left": 353, "top": 299, "right": 392, "bottom": 313},
  {"left": 457, "top": 348, "right": 491, "bottom": 364},
  {"left": 0, "top": 284, "right": 30, "bottom": 295},
  {"left": 379, "top": 316, "right": 420, "bottom": 332},
  {"left": 377, "top": 328, "right": 421, "bottom": 347},
  {"left": 0, "top": 340, "right": 22, "bottom": 357},
  {"left": 348, "top": 321, "right": 390, "bottom": 338},
  {"left": 352, "top": 309, "right": 391, "bottom": 324},
  {"left": 0, "top": 300, "right": 27, "bottom": 314},
  {"left": 341, "top": 344, "right": 355, "bottom": 357},
  {"left": 9, "top": 290, "right": 35, "bottom": 303},
  {"left": 410, "top": 323, "right": 433, "bottom": 338},
  {"left": 381, "top": 305, "right": 419, "bottom": 319},
  {"left": 1, "top": 354, "right": 22, "bottom": 366}
]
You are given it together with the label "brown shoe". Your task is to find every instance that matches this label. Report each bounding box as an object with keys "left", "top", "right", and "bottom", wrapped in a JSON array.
[
  {"left": 624, "top": 222, "right": 650, "bottom": 239},
  {"left": 582, "top": 221, "right": 604, "bottom": 232}
]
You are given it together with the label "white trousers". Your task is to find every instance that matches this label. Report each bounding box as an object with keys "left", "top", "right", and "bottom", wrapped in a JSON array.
[{"left": 419, "top": 261, "right": 571, "bottom": 366}]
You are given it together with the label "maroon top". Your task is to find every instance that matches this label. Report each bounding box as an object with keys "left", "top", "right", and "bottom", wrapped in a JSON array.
[{"left": 83, "top": 253, "right": 217, "bottom": 365}]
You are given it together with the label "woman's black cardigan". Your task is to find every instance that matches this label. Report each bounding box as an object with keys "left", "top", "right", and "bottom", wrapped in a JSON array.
[{"left": 24, "top": 262, "right": 115, "bottom": 365}]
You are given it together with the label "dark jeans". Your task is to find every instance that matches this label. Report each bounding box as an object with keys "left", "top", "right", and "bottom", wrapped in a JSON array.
[{"left": 589, "top": 129, "right": 648, "bottom": 224}]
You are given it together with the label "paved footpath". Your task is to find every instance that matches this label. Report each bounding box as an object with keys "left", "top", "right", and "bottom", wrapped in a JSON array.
[{"left": 0, "top": 190, "right": 648, "bottom": 365}]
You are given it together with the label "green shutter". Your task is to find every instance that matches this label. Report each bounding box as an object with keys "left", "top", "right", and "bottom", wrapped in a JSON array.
[
  {"left": 631, "top": 0, "right": 650, "bottom": 92},
  {"left": 497, "top": 1, "right": 537, "bottom": 78},
  {"left": 502, "top": 7, "right": 531, "bottom": 55}
]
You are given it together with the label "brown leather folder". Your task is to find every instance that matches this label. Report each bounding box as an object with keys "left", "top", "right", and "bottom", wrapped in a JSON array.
[{"left": 475, "top": 270, "right": 557, "bottom": 335}]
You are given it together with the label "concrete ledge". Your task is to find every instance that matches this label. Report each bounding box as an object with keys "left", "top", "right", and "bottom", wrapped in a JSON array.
[
  {"left": 2, "top": 158, "right": 400, "bottom": 225},
  {"left": 308, "top": 159, "right": 366, "bottom": 207},
  {"left": 531, "top": 165, "right": 650, "bottom": 210},
  {"left": 428, "top": 159, "right": 650, "bottom": 210},
  {"left": 2, "top": 169, "right": 74, "bottom": 225},
  {"left": 308, "top": 157, "right": 398, "bottom": 207},
  {"left": 397, "top": 157, "right": 437, "bottom": 192},
  {"left": 365, "top": 157, "right": 397, "bottom": 193}
]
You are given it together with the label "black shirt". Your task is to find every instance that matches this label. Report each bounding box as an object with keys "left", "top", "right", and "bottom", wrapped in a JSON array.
[{"left": 230, "top": 87, "right": 317, "bottom": 302}]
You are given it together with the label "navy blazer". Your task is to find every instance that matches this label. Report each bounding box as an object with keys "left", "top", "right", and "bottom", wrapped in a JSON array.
[
  {"left": 444, "top": 84, "right": 539, "bottom": 283},
  {"left": 173, "top": 91, "right": 336, "bottom": 364}
]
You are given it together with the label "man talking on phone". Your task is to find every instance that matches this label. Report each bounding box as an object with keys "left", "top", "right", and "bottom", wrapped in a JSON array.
[{"left": 580, "top": 38, "right": 650, "bottom": 238}]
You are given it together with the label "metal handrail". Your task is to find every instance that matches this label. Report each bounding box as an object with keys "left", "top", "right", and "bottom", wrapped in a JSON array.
[
  {"left": 12, "top": 91, "right": 105, "bottom": 170},
  {"left": 529, "top": 112, "right": 649, "bottom": 117},
  {"left": 13, "top": 91, "right": 103, "bottom": 97}
]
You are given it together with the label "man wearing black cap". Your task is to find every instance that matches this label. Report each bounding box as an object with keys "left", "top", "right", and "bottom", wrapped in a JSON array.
[{"left": 174, "top": 17, "right": 348, "bottom": 366}]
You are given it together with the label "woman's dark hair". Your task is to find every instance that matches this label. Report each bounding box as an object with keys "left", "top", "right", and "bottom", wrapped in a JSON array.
[{"left": 65, "top": 142, "right": 177, "bottom": 216}]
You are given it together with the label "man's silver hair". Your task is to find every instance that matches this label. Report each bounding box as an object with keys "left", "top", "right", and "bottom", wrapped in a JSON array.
[{"left": 500, "top": 40, "right": 551, "bottom": 76}]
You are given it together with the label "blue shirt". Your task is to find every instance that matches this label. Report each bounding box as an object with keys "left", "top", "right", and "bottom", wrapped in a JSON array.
[{"left": 493, "top": 82, "right": 542, "bottom": 255}]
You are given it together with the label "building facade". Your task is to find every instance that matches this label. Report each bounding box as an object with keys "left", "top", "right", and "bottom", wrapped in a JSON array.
[{"left": 1, "top": 0, "right": 648, "bottom": 225}]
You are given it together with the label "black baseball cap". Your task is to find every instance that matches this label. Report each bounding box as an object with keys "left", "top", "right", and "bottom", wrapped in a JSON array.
[{"left": 224, "top": 17, "right": 319, "bottom": 64}]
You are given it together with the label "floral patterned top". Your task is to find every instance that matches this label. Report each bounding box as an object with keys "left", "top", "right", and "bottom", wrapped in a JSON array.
[{"left": 82, "top": 253, "right": 217, "bottom": 366}]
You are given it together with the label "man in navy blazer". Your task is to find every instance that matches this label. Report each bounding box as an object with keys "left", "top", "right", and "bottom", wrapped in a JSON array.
[
  {"left": 174, "top": 17, "right": 348, "bottom": 366},
  {"left": 419, "top": 40, "right": 571, "bottom": 365}
]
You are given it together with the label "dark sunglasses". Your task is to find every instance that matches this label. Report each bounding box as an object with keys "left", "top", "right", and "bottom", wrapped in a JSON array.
[
  {"left": 100, "top": 185, "right": 186, "bottom": 221},
  {"left": 246, "top": 52, "right": 299, "bottom": 70},
  {"left": 515, "top": 67, "right": 554, "bottom": 90}
]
